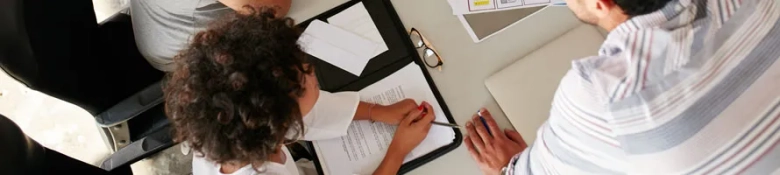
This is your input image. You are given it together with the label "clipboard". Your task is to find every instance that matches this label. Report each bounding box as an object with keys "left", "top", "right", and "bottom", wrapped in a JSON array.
[{"left": 297, "top": 0, "right": 463, "bottom": 174}]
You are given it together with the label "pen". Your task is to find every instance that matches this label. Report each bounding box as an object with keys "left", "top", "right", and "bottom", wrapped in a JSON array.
[
  {"left": 418, "top": 104, "right": 460, "bottom": 128},
  {"left": 432, "top": 121, "right": 460, "bottom": 128},
  {"left": 478, "top": 109, "right": 492, "bottom": 136}
]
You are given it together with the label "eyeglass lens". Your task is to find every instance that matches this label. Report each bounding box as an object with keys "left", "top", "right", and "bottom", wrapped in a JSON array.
[
  {"left": 422, "top": 48, "right": 439, "bottom": 67},
  {"left": 410, "top": 31, "right": 425, "bottom": 48},
  {"left": 410, "top": 30, "right": 440, "bottom": 68}
]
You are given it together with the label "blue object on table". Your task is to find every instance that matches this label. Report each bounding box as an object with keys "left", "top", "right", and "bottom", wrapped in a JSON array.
[
  {"left": 478, "top": 110, "right": 492, "bottom": 136},
  {"left": 551, "top": 0, "right": 567, "bottom": 6}
]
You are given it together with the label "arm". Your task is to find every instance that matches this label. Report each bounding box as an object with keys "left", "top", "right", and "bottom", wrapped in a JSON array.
[
  {"left": 465, "top": 67, "right": 620, "bottom": 174},
  {"left": 218, "top": 0, "right": 291, "bottom": 16},
  {"left": 297, "top": 91, "right": 416, "bottom": 140},
  {"left": 352, "top": 102, "right": 376, "bottom": 121},
  {"left": 373, "top": 147, "right": 406, "bottom": 175},
  {"left": 353, "top": 99, "right": 418, "bottom": 124},
  {"left": 373, "top": 102, "right": 435, "bottom": 175}
]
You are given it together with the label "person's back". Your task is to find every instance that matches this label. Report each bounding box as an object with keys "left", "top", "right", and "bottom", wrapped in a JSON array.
[
  {"left": 130, "top": 0, "right": 291, "bottom": 72},
  {"left": 463, "top": 0, "right": 780, "bottom": 174},
  {"left": 130, "top": 0, "right": 232, "bottom": 71}
]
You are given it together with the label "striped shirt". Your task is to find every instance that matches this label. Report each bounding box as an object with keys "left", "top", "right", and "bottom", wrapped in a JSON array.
[{"left": 508, "top": 0, "right": 780, "bottom": 174}]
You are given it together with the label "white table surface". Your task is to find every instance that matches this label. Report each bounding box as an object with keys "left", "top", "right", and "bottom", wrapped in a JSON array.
[{"left": 289, "top": 1, "right": 581, "bottom": 174}]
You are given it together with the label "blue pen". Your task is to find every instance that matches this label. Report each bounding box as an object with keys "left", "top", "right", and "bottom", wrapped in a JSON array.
[{"left": 477, "top": 110, "right": 492, "bottom": 136}]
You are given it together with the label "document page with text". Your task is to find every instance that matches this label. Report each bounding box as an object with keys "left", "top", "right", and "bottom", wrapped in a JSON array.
[{"left": 313, "top": 63, "right": 456, "bottom": 175}]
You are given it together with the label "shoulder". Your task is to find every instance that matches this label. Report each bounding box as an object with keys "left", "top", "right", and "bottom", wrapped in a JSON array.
[
  {"left": 580, "top": 27, "right": 681, "bottom": 102},
  {"left": 560, "top": 55, "right": 627, "bottom": 100},
  {"left": 192, "top": 155, "right": 267, "bottom": 175},
  {"left": 191, "top": 155, "right": 220, "bottom": 175}
]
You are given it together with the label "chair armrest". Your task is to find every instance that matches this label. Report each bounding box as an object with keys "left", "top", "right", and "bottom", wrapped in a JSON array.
[
  {"left": 100, "top": 125, "right": 174, "bottom": 171},
  {"left": 95, "top": 81, "right": 163, "bottom": 127}
]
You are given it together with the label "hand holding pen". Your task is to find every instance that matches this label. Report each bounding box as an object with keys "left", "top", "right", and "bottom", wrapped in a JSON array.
[
  {"left": 416, "top": 102, "right": 461, "bottom": 128},
  {"left": 463, "top": 108, "right": 528, "bottom": 175}
]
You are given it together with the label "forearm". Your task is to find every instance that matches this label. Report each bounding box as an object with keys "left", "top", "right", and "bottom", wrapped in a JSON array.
[
  {"left": 355, "top": 99, "right": 416, "bottom": 124},
  {"left": 373, "top": 147, "right": 407, "bottom": 175},
  {"left": 353, "top": 102, "right": 376, "bottom": 121}
]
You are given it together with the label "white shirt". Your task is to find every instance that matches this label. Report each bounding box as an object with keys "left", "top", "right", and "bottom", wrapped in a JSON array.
[
  {"left": 505, "top": 0, "right": 780, "bottom": 174},
  {"left": 192, "top": 91, "right": 360, "bottom": 175}
]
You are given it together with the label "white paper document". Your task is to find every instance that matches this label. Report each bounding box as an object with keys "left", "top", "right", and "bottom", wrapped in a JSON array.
[
  {"left": 313, "top": 63, "right": 456, "bottom": 175},
  {"left": 328, "top": 2, "right": 389, "bottom": 58},
  {"left": 447, "top": 0, "right": 556, "bottom": 14},
  {"left": 298, "top": 20, "right": 381, "bottom": 76}
]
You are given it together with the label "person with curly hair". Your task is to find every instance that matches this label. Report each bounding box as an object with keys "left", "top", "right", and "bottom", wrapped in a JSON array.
[{"left": 164, "top": 8, "right": 435, "bottom": 175}]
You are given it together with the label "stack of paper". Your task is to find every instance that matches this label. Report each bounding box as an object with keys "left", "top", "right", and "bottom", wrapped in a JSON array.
[
  {"left": 446, "top": 0, "right": 565, "bottom": 43},
  {"left": 297, "top": 2, "right": 388, "bottom": 76},
  {"left": 446, "top": 0, "right": 565, "bottom": 15},
  {"left": 328, "top": 2, "right": 389, "bottom": 57},
  {"left": 312, "top": 63, "right": 457, "bottom": 175}
]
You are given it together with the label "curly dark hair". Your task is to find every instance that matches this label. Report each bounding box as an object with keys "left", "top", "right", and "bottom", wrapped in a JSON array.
[
  {"left": 613, "top": 0, "right": 673, "bottom": 17},
  {"left": 163, "top": 8, "right": 310, "bottom": 167}
]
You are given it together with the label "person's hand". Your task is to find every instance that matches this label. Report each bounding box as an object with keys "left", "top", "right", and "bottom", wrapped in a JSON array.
[
  {"left": 372, "top": 102, "right": 433, "bottom": 175},
  {"left": 464, "top": 108, "right": 528, "bottom": 175},
  {"left": 371, "top": 99, "right": 418, "bottom": 124},
  {"left": 388, "top": 102, "right": 434, "bottom": 155}
]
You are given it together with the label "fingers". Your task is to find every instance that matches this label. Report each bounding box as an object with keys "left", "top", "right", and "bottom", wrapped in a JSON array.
[
  {"left": 400, "top": 99, "right": 421, "bottom": 118},
  {"left": 394, "top": 99, "right": 418, "bottom": 117},
  {"left": 401, "top": 99, "right": 418, "bottom": 110},
  {"left": 402, "top": 106, "right": 419, "bottom": 120},
  {"left": 416, "top": 103, "right": 435, "bottom": 131},
  {"left": 465, "top": 122, "right": 487, "bottom": 151},
  {"left": 471, "top": 115, "right": 494, "bottom": 143},
  {"left": 402, "top": 109, "right": 424, "bottom": 126},
  {"left": 479, "top": 108, "right": 505, "bottom": 139},
  {"left": 416, "top": 102, "right": 435, "bottom": 125},
  {"left": 464, "top": 136, "right": 484, "bottom": 162},
  {"left": 504, "top": 129, "right": 527, "bottom": 147}
]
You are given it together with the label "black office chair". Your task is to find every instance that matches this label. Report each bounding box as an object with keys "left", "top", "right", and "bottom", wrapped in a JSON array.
[
  {"left": 0, "top": 0, "right": 175, "bottom": 172},
  {"left": 0, "top": 114, "right": 130, "bottom": 175}
]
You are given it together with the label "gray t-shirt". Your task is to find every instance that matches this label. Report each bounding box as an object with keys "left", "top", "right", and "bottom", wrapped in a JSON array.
[{"left": 131, "top": 0, "right": 232, "bottom": 72}]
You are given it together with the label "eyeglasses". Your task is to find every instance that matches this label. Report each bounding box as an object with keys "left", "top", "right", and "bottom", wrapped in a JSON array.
[{"left": 409, "top": 28, "right": 443, "bottom": 71}]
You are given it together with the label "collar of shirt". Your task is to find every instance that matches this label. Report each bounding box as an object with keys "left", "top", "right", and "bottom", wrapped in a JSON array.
[
  {"left": 610, "top": 0, "right": 693, "bottom": 36},
  {"left": 600, "top": 0, "right": 697, "bottom": 57}
]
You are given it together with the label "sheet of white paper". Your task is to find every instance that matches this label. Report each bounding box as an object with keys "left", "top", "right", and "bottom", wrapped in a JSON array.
[
  {"left": 524, "top": 0, "right": 552, "bottom": 5},
  {"left": 447, "top": 0, "right": 551, "bottom": 14},
  {"left": 456, "top": 5, "right": 550, "bottom": 43},
  {"left": 298, "top": 20, "right": 380, "bottom": 75},
  {"left": 447, "top": 0, "right": 470, "bottom": 15},
  {"left": 328, "top": 2, "right": 388, "bottom": 58},
  {"left": 496, "top": 0, "right": 524, "bottom": 8},
  {"left": 313, "top": 63, "right": 456, "bottom": 175},
  {"left": 470, "top": 0, "right": 497, "bottom": 11}
]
